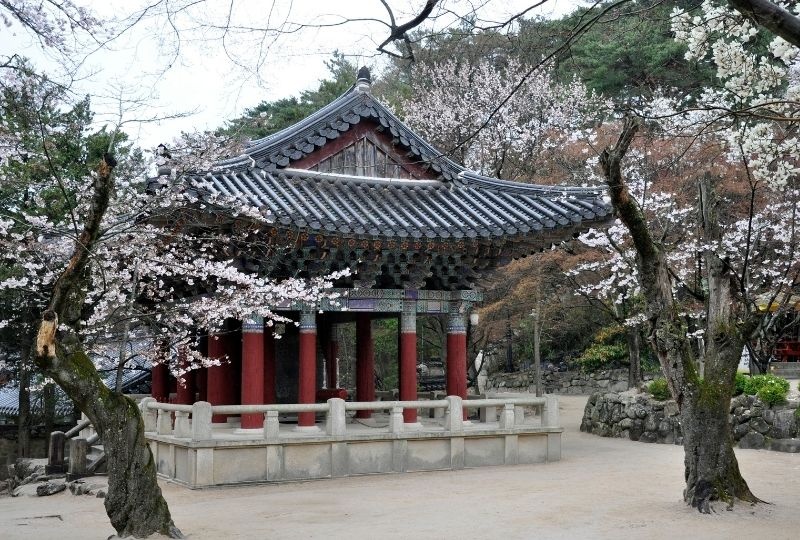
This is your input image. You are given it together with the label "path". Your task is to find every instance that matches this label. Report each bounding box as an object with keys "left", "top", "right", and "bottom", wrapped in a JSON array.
[{"left": 1, "top": 395, "right": 799, "bottom": 539}]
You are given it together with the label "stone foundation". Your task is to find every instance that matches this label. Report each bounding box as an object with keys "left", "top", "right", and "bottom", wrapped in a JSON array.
[{"left": 581, "top": 391, "right": 800, "bottom": 452}]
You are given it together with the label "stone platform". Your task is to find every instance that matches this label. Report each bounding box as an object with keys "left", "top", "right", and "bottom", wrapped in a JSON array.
[{"left": 141, "top": 396, "right": 562, "bottom": 488}]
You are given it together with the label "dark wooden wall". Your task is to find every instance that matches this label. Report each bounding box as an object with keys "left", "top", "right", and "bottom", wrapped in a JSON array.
[{"left": 310, "top": 136, "right": 413, "bottom": 179}]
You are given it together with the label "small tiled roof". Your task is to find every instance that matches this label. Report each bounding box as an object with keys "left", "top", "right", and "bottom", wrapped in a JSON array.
[
  {"left": 217, "top": 82, "right": 466, "bottom": 181},
  {"left": 0, "top": 344, "right": 151, "bottom": 417}
]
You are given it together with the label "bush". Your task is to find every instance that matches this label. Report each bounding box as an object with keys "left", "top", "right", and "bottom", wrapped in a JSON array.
[
  {"left": 576, "top": 325, "right": 629, "bottom": 372},
  {"left": 734, "top": 373, "right": 748, "bottom": 395},
  {"left": 755, "top": 376, "right": 790, "bottom": 405},
  {"left": 648, "top": 378, "right": 671, "bottom": 400},
  {"left": 742, "top": 374, "right": 789, "bottom": 396},
  {"left": 576, "top": 343, "right": 627, "bottom": 371}
]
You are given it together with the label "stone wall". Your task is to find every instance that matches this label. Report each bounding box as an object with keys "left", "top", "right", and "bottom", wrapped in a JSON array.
[
  {"left": 488, "top": 368, "right": 652, "bottom": 395},
  {"left": 580, "top": 391, "right": 800, "bottom": 452}
]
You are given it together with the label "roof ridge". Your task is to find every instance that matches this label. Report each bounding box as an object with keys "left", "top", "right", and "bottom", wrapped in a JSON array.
[{"left": 215, "top": 80, "right": 466, "bottom": 180}]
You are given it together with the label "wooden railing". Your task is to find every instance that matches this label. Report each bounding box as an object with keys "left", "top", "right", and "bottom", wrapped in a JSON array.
[{"left": 139, "top": 394, "right": 559, "bottom": 442}]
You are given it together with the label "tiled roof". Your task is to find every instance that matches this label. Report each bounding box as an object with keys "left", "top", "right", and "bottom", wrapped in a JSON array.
[{"left": 188, "top": 167, "right": 609, "bottom": 242}]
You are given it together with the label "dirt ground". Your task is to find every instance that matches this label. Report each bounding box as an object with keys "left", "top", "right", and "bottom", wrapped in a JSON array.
[{"left": 1, "top": 395, "right": 799, "bottom": 539}]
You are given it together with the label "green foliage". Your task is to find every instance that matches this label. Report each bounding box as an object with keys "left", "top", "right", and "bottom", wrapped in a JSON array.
[
  {"left": 372, "top": 318, "right": 399, "bottom": 391},
  {"left": 220, "top": 53, "right": 358, "bottom": 140},
  {"left": 752, "top": 375, "right": 789, "bottom": 405},
  {"left": 648, "top": 378, "right": 671, "bottom": 401},
  {"left": 757, "top": 385, "right": 788, "bottom": 406},
  {"left": 734, "top": 373, "right": 748, "bottom": 395},
  {"left": 576, "top": 343, "right": 627, "bottom": 371},
  {"left": 576, "top": 325, "right": 627, "bottom": 371},
  {"left": 742, "top": 374, "right": 789, "bottom": 396},
  {"left": 513, "top": 1, "right": 714, "bottom": 97}
]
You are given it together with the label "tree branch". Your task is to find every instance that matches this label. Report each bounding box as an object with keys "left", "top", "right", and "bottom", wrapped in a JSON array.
[
  {"left": 47, "top": 154, "right": 116, "bottom": 318},
  {"left": 728, "top": 0, "right": 800, "bottom": 48},
  {"left": 378, "top": 0, "right": 440, "bottom": 60}
]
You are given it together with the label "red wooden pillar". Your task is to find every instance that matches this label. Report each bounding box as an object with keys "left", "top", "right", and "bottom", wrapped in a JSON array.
[
  {"left": 196, "top": 368, "right": 207, "bottom": 402},
  {"left": 264, "top": 325, "right": 276, "bottom": 404},
  {"left": 241, "top": 316, "right": 265, "bottom": 429},
  {"left": 399, "top": 307, "right": 417, "bottom": 423},
  {"left": 151, "top": 362, "right": 169, "bottom": 403},
  {"left": 174, "top": 346, "right": 195, "bottom": 404},
  {"left": 196, "top": 332, "right": 208, "bottom": 402},
  {"left": 297, "top": 311, "right": 317, "bottom": 427},
  {"left": 446, "top": 311, "right": 468, "bottom": 401},
  {"left": 355, "top": 313, "right": 375, "bottom": 419},
  {"left": 207, "top": 332, "right": 232, "bottom": 423},
  {"left": 226, "top": 325, "right": 243, "bottom": 408}
]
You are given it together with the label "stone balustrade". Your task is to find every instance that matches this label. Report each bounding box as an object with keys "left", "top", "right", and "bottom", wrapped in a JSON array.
[{"left": 139, "top": 395, "right": 559, "bottom": 442}]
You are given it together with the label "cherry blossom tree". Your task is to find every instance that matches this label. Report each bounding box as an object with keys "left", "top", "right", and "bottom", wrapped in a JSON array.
[
  {"left": 588, "top": 1, "right": 800, "bottom": 512},
  {"left": 401, "top": 57, "right": 604, "bottom": 180},
  {"left": 1, "top": 61, "right": 348, "bottom": 538}
]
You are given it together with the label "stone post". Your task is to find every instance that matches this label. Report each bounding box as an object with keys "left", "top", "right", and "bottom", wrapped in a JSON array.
[
  {"left": 479, "top": 405, "right": 497, "bottom": 423},
  {"left": 263, "top": 410, "right": 280, "bottom": 441},
  {"left": 544, "top": 394, "right": 560, "bottom": 427},
  {"left": 68, "top": 438, "right": 88, "bottom": 478},
  {"left": 156, "top": 409, "right": 173, "bottom": 435},
  {"left": 174, "top": 411, "right": 191, "bottom": 438},
  {"left": 191, "top": 401, "right": 213, "bottom": 441},
  {"left": 514, "top": 406, "right": 525, "bottom": 426},
  {"left": 389, "top": 406, "right": 404, "bottom": 434},
  {"left": 445, "top": 396, "right": 464, "bottom": 434},
  {"left": 46, "top": 431, "right": 66, "bottom": 474},
  {"left": 326, "top": 398, "right": 346, "bottom": 436},
  {"left": 499, "top": 403, "right": 515, "bottom": 429},
  {"left": 139, "top": 397, "right": 157, "bottom": 432}
]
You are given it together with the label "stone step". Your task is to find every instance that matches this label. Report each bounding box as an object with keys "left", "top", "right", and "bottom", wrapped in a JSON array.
[{"left": 769, "top": 438, "right": 800, "bottom": 453}]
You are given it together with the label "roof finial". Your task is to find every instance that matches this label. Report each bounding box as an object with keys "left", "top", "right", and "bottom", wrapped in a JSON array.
[{"left": 356, "top": 66, "right": 371, "bottom": 92}]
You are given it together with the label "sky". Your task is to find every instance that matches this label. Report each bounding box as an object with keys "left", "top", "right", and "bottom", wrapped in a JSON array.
[{"left": 1, "top": 0, "right": 584, "bottom": 149}]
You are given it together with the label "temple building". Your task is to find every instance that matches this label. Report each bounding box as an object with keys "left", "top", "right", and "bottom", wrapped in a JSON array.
[{"left": 147, "top": 67, "right": 609, "bottom": 439}]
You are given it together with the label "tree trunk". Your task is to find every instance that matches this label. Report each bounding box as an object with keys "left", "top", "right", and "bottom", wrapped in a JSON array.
[
  {"left": 17, "top": 347, "right": 31, "bottom": 458},
  {"left": 98, "top": 386, "right": 176, "bottom": 537},
  {"left": 533, "top": 312, "right": 542, "bottom": 397},
  {"left": 626, "top": 327, "right": 641, "bottom": 389},
  {"left": 680, "top": 371, "right": 758, "bottom": 512},
  {"left": 601, "top": 118, "right": 759, "bottom": 512},
  {"left": 43, "top": 381, "right": 56, "bottom": 437},
  {"left": 31, "top": 156, "right": 182, "bottom": 538},
  {"left": 43, "top": 345, "right": 181, "bottom": 537}
]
